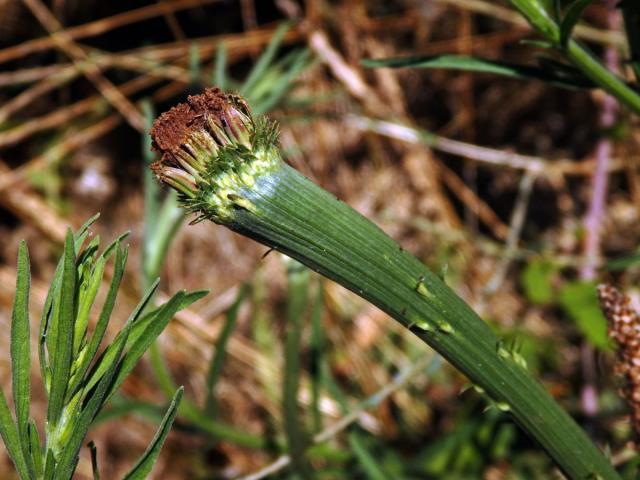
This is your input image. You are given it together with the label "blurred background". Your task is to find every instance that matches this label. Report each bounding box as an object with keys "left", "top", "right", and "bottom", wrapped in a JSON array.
[{"left": 0, "top": 0, "right": 639, "bottom": 478}]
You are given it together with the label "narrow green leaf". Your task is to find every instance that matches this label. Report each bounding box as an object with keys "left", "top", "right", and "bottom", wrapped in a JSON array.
[
  {"left": 122, "top": 387, "right": 184, "bottom": 480},
  {"left": 348, "top": 432, "right": 389, "bottom": 480},
  {"left": 241, "top": 22, "right": 291, "bottom": 94},
  {"left": 55, "top": 327, "right": 130, "bottom": 480},
  {"left": 105, "top": 289, "right": 208, "bottom": 401},
  {"left": 88, "top": 441, "right": 100, "bottom": 480},
  {"left": 214, "top": 41, "right": 227, "bottom": 89},
  {"left": 605, "top": 251, "right": 640, "bottom": 271},
  {"left": 205, "top": 285, "right": 247, "bottom": 414},
  {"left": 47, "top": 229, "right": 77, "bottom": 425},
  {"left": 11, "top": 241, "right": 31, "bottom": 448},
  {"left": 75, "top": 214, "right": 100, "bottom": 244},
  {"left": 362, "top": 54, "right": 595, "bottom": 89},
  {"left": 560, "top": 0, "right": 594, "bottom": 47},
  {"left": 28, "top": 420, "right": 43, "bottom": 477},
  {"left": 0, "top": 387, "right": 29, "bottom": 479},
  {"left": 83, "top": 278, "right": 160, "bottom": 395},
  {"left": 43, "top": 449, "right": 56, "bottom": 480},
  {"left": 68, "top": 245, "right": 128, "bottom": 395},
  {"left": 252, "top": 49, "right": 311, "bottom": 115},
  {"left": 73, "top": 255, "right": 105, "bottom": 353}
]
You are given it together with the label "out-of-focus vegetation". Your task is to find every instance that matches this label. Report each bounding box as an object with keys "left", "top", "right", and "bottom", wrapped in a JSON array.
[{"left": 0, "top": 0, "right": 639, "bottom": 478}]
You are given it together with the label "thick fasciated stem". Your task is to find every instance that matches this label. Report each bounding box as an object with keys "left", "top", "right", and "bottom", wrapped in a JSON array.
[
  {"left": 149, "top": 88, "right": 620, "bottom": 480},
  {"left": 224, "top": 163, "right": 619, "bottom": 480}
]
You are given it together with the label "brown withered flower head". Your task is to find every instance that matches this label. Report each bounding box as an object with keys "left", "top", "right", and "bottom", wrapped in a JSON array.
[
  {"left": 150, "top": 88, "right": 280, "bottom": 223},
  {"left": 597, "top": 284, "right": 640, "bottom": 437}
]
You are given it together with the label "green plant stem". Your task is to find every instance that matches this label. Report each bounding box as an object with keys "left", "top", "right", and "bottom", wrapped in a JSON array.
[
  {"left": 508, "top": 0, "right": 640, "bottom": 116},
  {"left": 221, "top": 162, "right": 619, "bottom": 480},
  {"left": 566, "top": 39, "right": 640, "bottom": 115}
]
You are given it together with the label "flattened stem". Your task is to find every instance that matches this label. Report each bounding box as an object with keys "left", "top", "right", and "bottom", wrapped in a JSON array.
[{"left": 219, "top": 163, "right": 619, "bottom": 480}]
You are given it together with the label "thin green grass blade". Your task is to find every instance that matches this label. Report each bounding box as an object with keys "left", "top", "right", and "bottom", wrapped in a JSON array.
[
  {"left": 11, "top": 241, "right": 31, "bottom": 450},
  {"left": 122, "top": 387, "right": 184, "bottom": 480},
  {"left": 213, "top": 41, "right": 227, "bottom": 89},
  {"left": 47, "top": 230, "right": 77, "bottom": 426},
  {"left": 205, "top": 284, "right": 247, "bottom": 415},
  {"left": 560, "top": 0, "right": 594, "bottom": 47},
  {"left": 0, "top": 387, "right": 29, "bottom": 479},
  {"left": 252, "top": 49, "right": 311, "bottom": 115},
  {"left": 348, "top": 432, "right": 389, "bottom": 480},
  {"left": 362, "top": 54, "right": 595, "bottom": 89},
  {"left": 241, "top": 22, "right": 291, "bottom": 94}
]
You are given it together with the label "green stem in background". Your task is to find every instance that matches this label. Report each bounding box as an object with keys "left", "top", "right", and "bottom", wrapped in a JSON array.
[
  {"left": 149, "top": 88, "right": 621, "bottom": 479},
  {"left": 509, "top": 0, "right": 640, "bottom": 116},
  {"left": 282, "top": 259, "right": 313, "bottom": 478}
]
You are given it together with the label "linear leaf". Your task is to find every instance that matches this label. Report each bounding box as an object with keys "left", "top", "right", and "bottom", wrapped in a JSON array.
[
  {"left": 88, "top": 441, "right": 100, "bottom": 480},
  {"left": 105, "top": 289, "right": 208, "bottom": 401},
  {"left": 560, "top": 0, "right": 594, "bottom": 47},
  {"left": 0, "top": 387, "right": 29, "bottom": 479},
  {"left": 69, "top": 245, "right": 128, "bottom": 395},
  {"left": 55, "top": 327, "right": 130, "bottom": 480},
  {"left": 47, "top": 229, "right": 77, "bottom": 425},
  {"left": 122, "top": 387, "right": 184, "bottom": 480},
  {"left": 83, "top": 277, "right": 160, "bottom": 395},
  {"left": 28, "top": 420, "right": 43, "bottom": 477},
  {"left": 362, "top": 54, "right": 595, "bottom": 89},
  {"left": 11, "top": 241, "right": 31, "bottom": 449},
  {"left": 73, "top": 254, "right": 105, "bottom": 353}
]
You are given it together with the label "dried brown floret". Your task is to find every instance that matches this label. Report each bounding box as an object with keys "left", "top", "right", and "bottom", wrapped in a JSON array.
[{"left": 597, "top": 284, "right": 640, "bottom": 437}]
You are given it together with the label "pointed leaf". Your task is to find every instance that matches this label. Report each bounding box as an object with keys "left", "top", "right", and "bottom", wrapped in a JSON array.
[
  {"left": 0, "top": 387, "right": 29, "bottom": 479},
  {"left": 55, "top": 324, "right": 130, "bottom": 479},
  {"left": 83, "top": 278, "right": 160, "bottom": 395},
  {"left": 28, "top": 420, "right": 43, "bottom": 478},
  {"left": 122, "top": 387, "right": 184, "bottom": 480},
  {"left": 47, "top": 230, "right": 77, "bottom": 425},
  {"left": 69, "top": 245, "right": 128, "bottom": 395},
  {"left": 106, "top": 289, "right": 208, "bottom": 401},
  {"left": 11, "top": 241, "right": 31, "bottom": 446},
  {"left": 560, "top": 0, "right": 594, "bottom": 47},
  {"left": 362, "top": 54, "right": 595, "bottom": 89}
]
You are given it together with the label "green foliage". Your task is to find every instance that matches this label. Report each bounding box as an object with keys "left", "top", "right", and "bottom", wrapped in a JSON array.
[
  {"left": 559, "top": 281, "right": 610, "bottom": 350},
  {"left": 558, "top": 0, "right": 594, "bottom": 47},
  {"left": 521, "top": 258, "right": 558, "bottom": 305},
  {"left": 362, "top": 54, "right": 595, "bottom": 90},
  {"left": 0, "top": 217, "right": 205, "bottom": 479}
]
